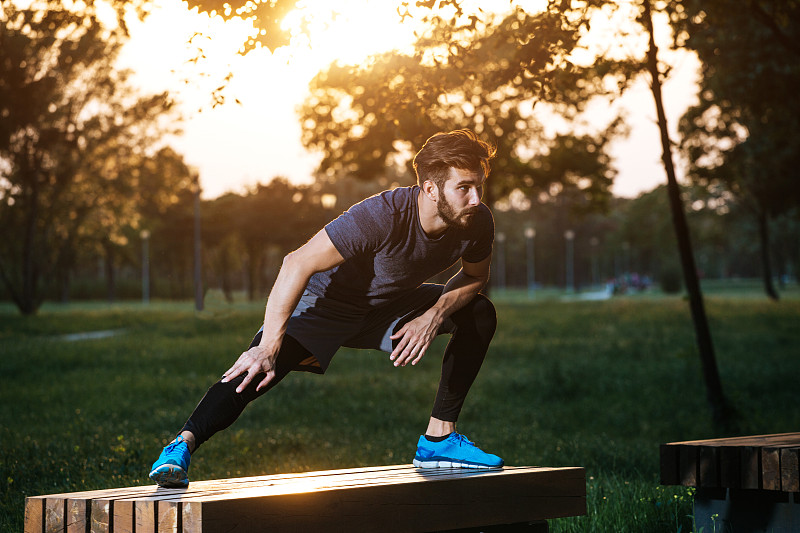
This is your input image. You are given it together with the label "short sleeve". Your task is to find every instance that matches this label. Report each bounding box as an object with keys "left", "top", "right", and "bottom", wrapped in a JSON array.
[{"left": 324, "top": 194, "right": 390, "bottom": 260}]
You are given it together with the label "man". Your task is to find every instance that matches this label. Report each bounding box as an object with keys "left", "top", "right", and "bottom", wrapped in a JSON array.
[{"left": 149, "top": 129, "right": 503, "bottom": 488}]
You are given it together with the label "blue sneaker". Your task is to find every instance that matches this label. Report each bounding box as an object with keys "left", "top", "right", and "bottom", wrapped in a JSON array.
[
  {"left": 413, "top": 432, "right": 503, "bottom": 469},
  {"left": 149, "top": 436, "right": 191, "bottom": 488}
]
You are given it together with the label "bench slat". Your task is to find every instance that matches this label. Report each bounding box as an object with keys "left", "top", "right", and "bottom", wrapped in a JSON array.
[
  {"left": 781, "top": 447, "right": 799, "bottom": 492},
  {"left": 23, "top": 497, "right": 44, "bottom": 533}
]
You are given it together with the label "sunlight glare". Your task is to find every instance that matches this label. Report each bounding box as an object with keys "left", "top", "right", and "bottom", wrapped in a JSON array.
[{"left": 279, "top": 0, "right": 418, "bottom": 71}]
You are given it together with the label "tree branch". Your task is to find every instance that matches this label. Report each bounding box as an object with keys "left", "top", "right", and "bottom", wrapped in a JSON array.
[{"left": 746, "top": 0, "right": 800, "bottom": 58}]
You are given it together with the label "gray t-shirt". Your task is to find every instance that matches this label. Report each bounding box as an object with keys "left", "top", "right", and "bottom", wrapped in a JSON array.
[{"left": 306, "top": 185, "right": 494, "bottom": 309}]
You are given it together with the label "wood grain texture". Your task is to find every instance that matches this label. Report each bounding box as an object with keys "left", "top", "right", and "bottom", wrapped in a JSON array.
[
  {"left": 780, "top": 447, "right": 799, "bottom": 493},
  {"left": 24, "top": 465, "right": 586, "bottom": 533},
  {"left": 660, "top": 433, "right": 800, "bottom": 493},
  {"left": 24, "top": 497, "right": 44, "bottom": 533}
]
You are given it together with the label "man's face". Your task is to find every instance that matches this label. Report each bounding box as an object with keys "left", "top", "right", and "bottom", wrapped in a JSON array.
[{"left": 435, "top": 167, "right": 485, "bottom": 230}]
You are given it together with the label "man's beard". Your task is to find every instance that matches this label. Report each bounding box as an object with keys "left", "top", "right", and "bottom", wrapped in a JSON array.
[{"left": 437, "top": 193, "right": 478, "bottom": 230}]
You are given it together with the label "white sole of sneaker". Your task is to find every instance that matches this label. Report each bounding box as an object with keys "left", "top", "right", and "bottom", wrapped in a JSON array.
[
  {"left": 413, "top": 459, "right": 500, "bottom": 469},
  {"left": 149, "top": 464, "right": 189, "bottom": 488}
]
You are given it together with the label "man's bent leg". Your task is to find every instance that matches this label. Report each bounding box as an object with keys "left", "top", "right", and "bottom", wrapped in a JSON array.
[
  {"left": 430, "top": 293, "right": 497, "bottom": 422},
  {"left": 413, "top": 294, "right": 502, "bottom": 469}
]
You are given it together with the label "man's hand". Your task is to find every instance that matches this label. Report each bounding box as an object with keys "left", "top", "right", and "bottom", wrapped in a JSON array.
[
  {"left": 389, "top": 309, "right": 443, "bottom": 367},
  {"left": 221, "top": 344, "right": 278, "bottom": 393}
]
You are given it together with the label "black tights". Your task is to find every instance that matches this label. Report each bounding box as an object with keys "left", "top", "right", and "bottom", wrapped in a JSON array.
[{"left": 181, "top": 294, "right": 497, "bottom": 450}]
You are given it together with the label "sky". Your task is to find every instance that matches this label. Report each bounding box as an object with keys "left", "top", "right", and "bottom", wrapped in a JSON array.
[{"left": 117, "top": 0, "right": 701, "bottom": 200}]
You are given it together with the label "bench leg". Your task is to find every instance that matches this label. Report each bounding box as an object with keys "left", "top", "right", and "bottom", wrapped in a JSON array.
[
  {"left": 434, "top": 520, "right": 549, "bottom": 533},
  {"left": 694, "top": 488, "right": 799, "bottom": 533}
]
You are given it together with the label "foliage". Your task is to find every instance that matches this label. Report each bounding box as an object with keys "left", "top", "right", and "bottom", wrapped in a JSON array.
[
  {"left": 670, "top": 0, "right": 800, "bottom": 298},
  {"left": 3, "top": 294, "right": 800, "bottom": 531},
  {"left": 299, "top": 3, "right": 635, "bottom": 212},
  {"left": 0, "top": 1, "right": 180, "bottom": 313},
  {"left": 183, "top": 0, "right": 301, "bottom": 53}
]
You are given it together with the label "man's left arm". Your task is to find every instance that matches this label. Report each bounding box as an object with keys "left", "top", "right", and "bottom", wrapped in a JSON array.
[{"left": 389, "top": 254, "right": 491, "bottom": 367}]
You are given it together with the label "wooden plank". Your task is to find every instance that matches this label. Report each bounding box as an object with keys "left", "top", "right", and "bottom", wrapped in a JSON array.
[
  {"left": 718, "top": 446, "right": 741, "bottom": 489},
  {"left": 762, "top": 447, "right": 782, "bottom": 491},
  {"left": 186, "top": 467, "right": 586, "bottom": 532},
  {"left": 135, "top": 500, "right": 156, "bottom": 533},
  {"left": 698, "top": 446, "right": 719, "bottom": 487},
  {"left": 158, "top": 501, "right": 179, "bottom": 533},
  {"left": 160, "top": 466, "right": 575, "bottom": 504},
  {"left": 740, "top": 446, "right": 761, "bottom": 490},
  {"left": 780, "top": 447, "right": 799, "bottom": 493},
  {"left": 678, "top": 445, "right": 698, "bottom": 486},
  {"left": 113, "top": 500, "right": 135, "bottom": 533},
  {"left": 66, "top": 499, "right": 89, "bottom": 533},
  {"left": 659, "top": 444, "right": 679, "bottom": 485},
  {"left": 24, "top": 497, "right": 45, "bottom": 533},
  {"left": 183, "top": 501, "right": 201, "bottom": 533},
  {"left": 44, "top": 498, "right": 65, "bottom": 533},
  {"left": 90, "top": 498, "right": 111, "bottom": 533},
  {"left": 666, "top": 432, "right": 800, "bottom": 448}
]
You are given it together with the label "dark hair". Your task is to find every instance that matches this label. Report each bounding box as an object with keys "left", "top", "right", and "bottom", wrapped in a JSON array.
[{"left": 413, "top": 129, "right": 496, "bottom": 189}]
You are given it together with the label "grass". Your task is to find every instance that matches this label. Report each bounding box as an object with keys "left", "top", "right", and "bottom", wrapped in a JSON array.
[{"left": 2, "top": 285, "right": 799, "bottom": 532}]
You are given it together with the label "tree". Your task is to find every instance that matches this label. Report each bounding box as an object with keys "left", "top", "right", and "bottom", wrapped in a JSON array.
[
  {"left": 628, "top": 0, "right": 730, "bottom": 426},
  {"left": 670, "top": 0, "right": 800, "bottom": 300},
  {"left": 182, "top": 0, "right": 301, "bottom": 53},
  {"left": 0, "top": 2, "right": 176, "bottom": 313},
  {"left": 299, "top": 4, "right": 632, "bottom": 212},
  {"left": 223, "top": 178, "right": 329, "bottom": 301}
]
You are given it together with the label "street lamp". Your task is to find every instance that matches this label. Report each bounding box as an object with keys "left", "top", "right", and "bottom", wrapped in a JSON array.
[
  {"left": 564, "top": 230, "right": 575, "bottom": 293},
  {"left": 590, "top": 237, "right": 599, "bottom": 287},
  {"left": 140, "top": 229, "right": 150, "bottom": 304},
  {"left": 524, "top": 226, "right": 536, "bottom": 297},
  {"left": 495, "top": 232, "right": 506, "bottom": 291}
]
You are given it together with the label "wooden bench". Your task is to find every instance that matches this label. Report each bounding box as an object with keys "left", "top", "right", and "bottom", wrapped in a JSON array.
[
  {"left": 25, "top": 464, "right": 586, "bottom": 532},
  {"left": 660, "top": 432, "right": 800, "bottom": 533}
]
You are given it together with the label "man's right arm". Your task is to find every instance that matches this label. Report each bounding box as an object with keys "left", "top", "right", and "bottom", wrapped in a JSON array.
[{"left": 221, "top": 229, "right": 345, "bottom": 393}]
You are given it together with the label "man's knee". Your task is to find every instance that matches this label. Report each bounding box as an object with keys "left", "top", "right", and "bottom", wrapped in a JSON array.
[{"left": 453, "top": 293, "right": 497, "bottom": 337}]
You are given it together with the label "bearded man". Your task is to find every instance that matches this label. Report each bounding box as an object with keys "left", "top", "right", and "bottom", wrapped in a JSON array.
[{"left": 149, "top": 129, "right": 503, "bottom": 487}]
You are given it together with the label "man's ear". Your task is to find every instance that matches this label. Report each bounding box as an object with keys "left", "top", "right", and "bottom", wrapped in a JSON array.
[{"left": 422, "top": 179, "right": 439, "bottom": 202}]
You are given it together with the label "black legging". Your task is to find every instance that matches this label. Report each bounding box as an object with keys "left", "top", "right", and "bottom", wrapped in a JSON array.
[{"left": 181, "top": 294, "right": 497, "bottom": 450}]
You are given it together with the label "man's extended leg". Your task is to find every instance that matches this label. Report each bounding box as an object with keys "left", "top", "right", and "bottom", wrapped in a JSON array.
[
  {"left": 414, "top": 293, "right": 503, "bottom": 468},
  {"left": 149, "top": 333, "right": 313, "bottom": 487}
]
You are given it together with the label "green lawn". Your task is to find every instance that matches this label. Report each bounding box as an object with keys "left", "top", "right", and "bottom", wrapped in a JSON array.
[{"left": 2, "top": 287, "right": 799, "bottom": 532}]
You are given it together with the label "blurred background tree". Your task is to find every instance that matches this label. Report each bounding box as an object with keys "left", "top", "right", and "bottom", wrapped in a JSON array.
[
  {"left": 0, "top": 0, "right": 180, "bottom": 314},
  {"left": 1, "top": 0, "right": 797, "bottom": 331},
  {"left": 670, "top": 0, "right": 800, "bottom": 300}
]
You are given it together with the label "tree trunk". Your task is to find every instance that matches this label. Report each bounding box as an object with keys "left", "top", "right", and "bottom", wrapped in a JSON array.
[
  {"left": 104, "top": 241, "right": 117, "bottom": 303},
  {"left": 757, "top": 210, "right": 779, "bottom": 300},
  {"left": 20, "top": 173, "right": 42, "bottom": 315},
  {"left": 245, "top": 246, "right": 261, "bottom": 302},
  {"left": 642, "top": 0, "right": 732, "bottom": 429}
]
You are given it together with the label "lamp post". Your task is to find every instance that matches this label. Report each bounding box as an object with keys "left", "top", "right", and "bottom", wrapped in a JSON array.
[
  {"left": 564, "top": 229, "right": 575, "bottom": 293},
  {"left": 525, "top": 226, "right": 536, "bottom": 297},
  {"left": 140, "top": 229, "right": 150, "bottom": 304},
  {"left": 495, "top": 232, "right": 506, "bottom": 291},
  {"left": 590, "top": 237, "right": 599, "bottom": 288},
  {"left": 192, "top": 174, "right": 204, "bottom": 312}
]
